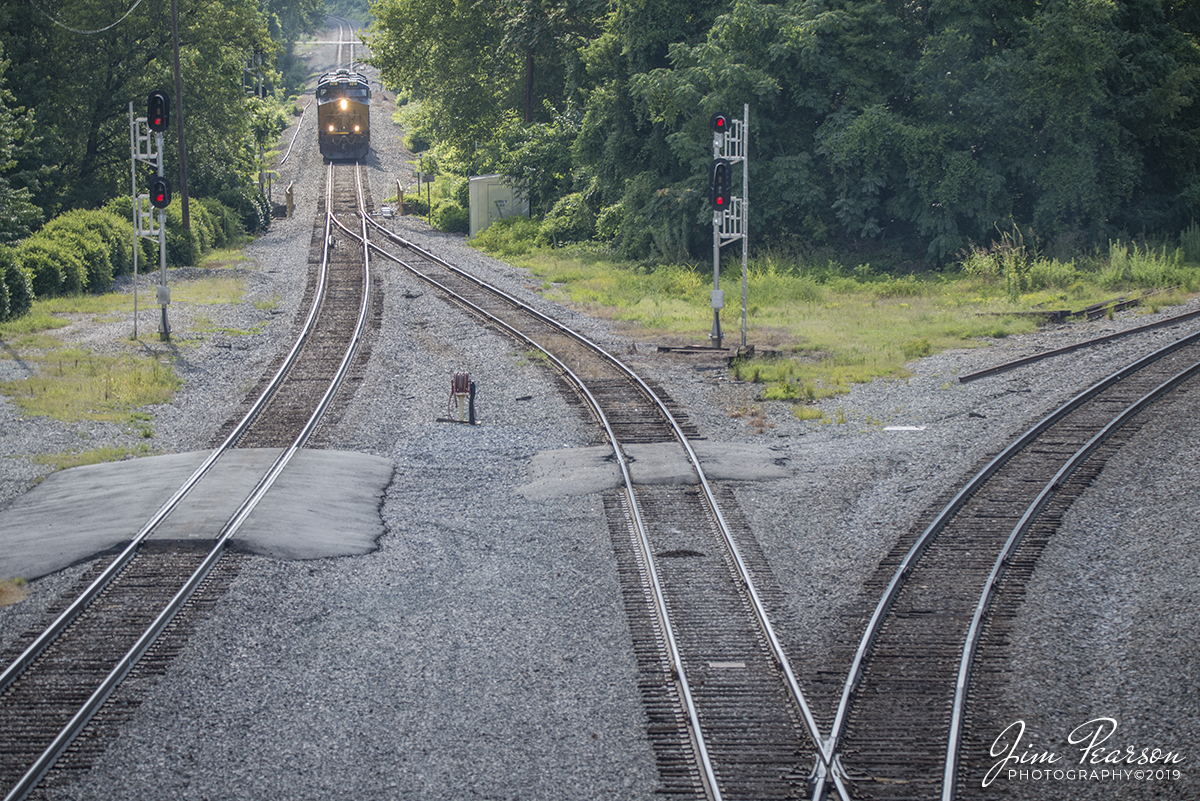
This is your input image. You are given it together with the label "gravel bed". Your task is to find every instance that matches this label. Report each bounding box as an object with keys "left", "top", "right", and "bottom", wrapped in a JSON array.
[{"left": 3, "top": 42, "right": 1200, "bottom": 801}]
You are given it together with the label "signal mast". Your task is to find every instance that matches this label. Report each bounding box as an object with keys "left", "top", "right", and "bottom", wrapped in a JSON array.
[
  {"left": 129, "top": 91, "right": 173, "bottom": 340},
  {"left": 707, "top": 106, "right": 749, "bottom": 349}
]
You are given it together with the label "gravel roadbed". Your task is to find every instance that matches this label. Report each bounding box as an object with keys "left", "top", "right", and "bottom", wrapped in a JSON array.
[{"left": 3, "top": 46, "right": 1199, "bottom": 801}]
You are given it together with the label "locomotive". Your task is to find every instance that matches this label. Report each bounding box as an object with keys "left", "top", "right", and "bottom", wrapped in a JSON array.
[{"left": 316, "top": 69, "right": 370, "bottom": 160}]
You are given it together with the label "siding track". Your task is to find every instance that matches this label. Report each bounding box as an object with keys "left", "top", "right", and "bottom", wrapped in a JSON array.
[
  {"left": 359, "top": 220, "right": 835, "bottom": 799},
  {"left": 813, "top": 330, "right": 1200, "bottom": 800},
  {"left": 0, "top": 163, "right": 373, "bottom": 801}
]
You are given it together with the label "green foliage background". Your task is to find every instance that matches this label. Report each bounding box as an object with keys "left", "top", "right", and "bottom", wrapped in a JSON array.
[
  {"left": 0, "top": 0, "right": 324, "bottom": 228},
  {"left": 369, "top": 0, "right": 1200, "bottom": 264}
]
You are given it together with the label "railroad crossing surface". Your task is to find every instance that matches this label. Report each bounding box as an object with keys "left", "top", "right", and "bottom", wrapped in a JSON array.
[{"left": 0, "top": 449, "right": 393, "bottom": 580}]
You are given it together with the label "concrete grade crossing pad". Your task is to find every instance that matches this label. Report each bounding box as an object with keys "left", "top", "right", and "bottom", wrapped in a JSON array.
[
  {"left": 0, "top": 449, "right": 394, "bottom": 581},
  {"left": 518, "top": 441, "right": 790, "bottom": 499}
]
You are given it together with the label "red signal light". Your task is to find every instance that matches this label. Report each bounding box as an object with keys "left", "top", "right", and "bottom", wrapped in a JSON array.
[
  {"left": 150, "top": 177, "right": 172, "bottom": 209},
  {"left": 147, "top": 91, "right": 170, "bottom": 134},
  {"left": 709, "top": 158, "right": 732, "bottom": 210}
]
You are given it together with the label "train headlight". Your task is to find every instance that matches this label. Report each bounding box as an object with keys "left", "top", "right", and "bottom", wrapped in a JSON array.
[
  {"left": 328, "top": 124, "right": 335, "bottom": 132},
  {"left": 354, "top": 125, "right": 360, "bottom": 132},
  {"left": 339, "top": 99, "right": 348, "bottom": 110}
]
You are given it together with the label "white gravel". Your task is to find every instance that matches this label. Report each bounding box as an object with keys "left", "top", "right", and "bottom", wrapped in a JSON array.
[{"left": 2, "top": 39, "right": 1200, "bottom": 801}]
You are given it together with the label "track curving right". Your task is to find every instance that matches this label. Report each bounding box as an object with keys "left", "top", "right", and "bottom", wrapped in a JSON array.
[
  {"left": 814, "top": 330, "right": 1200, "bottom": 800},
  {"left": 358, "top": 222, "right": 833, "bottom": 799}
]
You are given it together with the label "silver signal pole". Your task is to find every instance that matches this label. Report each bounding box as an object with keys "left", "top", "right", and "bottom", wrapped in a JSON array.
[
  {"left": 156, "top": 131, "right": 170, "bottom": 341},
  {"left": 130, "top": 103, "right": 139, "bottom": 340},
  {"left": 129, "top": 104, "right": 171, "bottom": 341},
  {"left": 740, "top": 103, "right": 749, "bottom": 349},
  {"left": 712, "top": 106, "right": 749, "bottom": 350}
]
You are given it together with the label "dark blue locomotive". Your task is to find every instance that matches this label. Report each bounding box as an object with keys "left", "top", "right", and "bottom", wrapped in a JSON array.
[{"left": 317, "top": 69, "right": 370, "bottom": 160}]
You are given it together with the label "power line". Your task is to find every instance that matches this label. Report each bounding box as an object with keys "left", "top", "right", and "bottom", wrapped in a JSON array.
[{"left": 30, "top": 0, "right": 146, "bottom": 35}]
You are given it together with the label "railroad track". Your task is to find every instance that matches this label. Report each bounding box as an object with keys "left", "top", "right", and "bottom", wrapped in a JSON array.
[
  {"left": 809, "top": 330, "right": 1200, "bottom": 800},
  {"left": 0, "top": 162, "right": 372, "bottom": 801},
  {"left": 958, "top": 304, "right": 1200, "bottom": 383},
  {"left": 355, "top": 218, "right": 834, "bottom": 799}
]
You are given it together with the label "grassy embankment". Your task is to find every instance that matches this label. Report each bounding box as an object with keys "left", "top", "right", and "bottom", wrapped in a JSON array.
[
  {"left": 0, "top": 249, "right": 268, "bottom": 596},
  {"left": 0, "top": 249, "right": 259, "bottom": 471},
  {"left": 473, "top": 220, "right": 1200, "bottom": 422}
]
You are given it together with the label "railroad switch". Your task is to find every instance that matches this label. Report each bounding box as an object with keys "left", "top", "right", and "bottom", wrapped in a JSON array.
[{"left": 440, "top": 371, "right": 476, "bottom": 425}]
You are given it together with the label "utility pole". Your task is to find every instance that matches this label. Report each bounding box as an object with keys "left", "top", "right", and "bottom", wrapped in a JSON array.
[{"left": 171, "top": 0, "right": 190, "bottom": 230}]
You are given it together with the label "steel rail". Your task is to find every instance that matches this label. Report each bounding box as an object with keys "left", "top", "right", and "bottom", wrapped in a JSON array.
[
  {"left": 346, "top": 224, "right": 722, "bottom": 799},
  {"left": 940, "top": 335, "right": 1200, "bottom": 800},
  {"left": 279, "top": 101, "right": 310, "bottom": 165},
  {"left": 3, "top": 162, "right": 371, "bottom": 801},
  {"left": 362, "top": 220, "right": 835, "bottom": 796},
  {"left": 812, "top": 329, "right": 1200, "bottom": 801},
  {"left": 0, "top": 167, "right": 340, "bottom": 702},
  {"left": 958, "top": 305, "right": 1200, "bottom": 383}
]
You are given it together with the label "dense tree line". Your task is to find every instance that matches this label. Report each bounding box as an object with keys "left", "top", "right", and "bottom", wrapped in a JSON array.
[
  {"left": 369, "top": 0, "right": 1200, "bottom": 264},
  {"left": 0, "top": 0, "right": 324, "bottom": 240}
]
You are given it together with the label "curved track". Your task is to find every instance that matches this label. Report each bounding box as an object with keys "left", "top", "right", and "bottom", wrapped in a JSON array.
[
  {"left": 958, "top": 305, "right": 1200, "bottom": 383},
  {"left": 351, "top": 218, "right": 834, "bottom": 799},
  {"left": 0, "top": 162, "right": 372, "bottom": 801},
  {"left": 812, "top": 330, "right": 1200, "bottom": 800}
]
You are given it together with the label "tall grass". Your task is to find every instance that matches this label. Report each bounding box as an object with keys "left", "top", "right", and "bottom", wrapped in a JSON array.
[
  {"left": 1103, "top": 241, "right": 1194, "bottom": 291},
  {"left": 0, "top": 281, "right": 188, "bottom": 425},
  {"left": 473, "top": 231, "right": 1200, "bottom": 421},
  {"left": 0, "top": 349, "right": 179, "bottom": 422}
]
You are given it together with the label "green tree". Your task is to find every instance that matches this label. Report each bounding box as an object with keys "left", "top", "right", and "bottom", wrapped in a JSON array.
[
  {"left": 0, "top": 0, "right": 274, "bottom": 214},
  {"left": 368, "top": 0, "right": 519, "bottom": 160},
  {"left": 625, "top": 0, "right": 1200, "bottom": 261},
  {"left": 484, "top": 0, "right": 605, "bottom": 122},
  {"left": 0, "top": 43, "right": 41, "bottom": 244}
]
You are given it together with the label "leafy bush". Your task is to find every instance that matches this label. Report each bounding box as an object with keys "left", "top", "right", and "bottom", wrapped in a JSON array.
[
  {"left": 403, "top": 194, "right": 430, "bottom": 216},
  {"left": 451, "top": 176, "right": 470, "bottom": 207},
  {"left": 216, "top": 187, "right": 270, "bottom": 234},
  {"left": 197, "top": 198, "right": 242, "bottom": 248},
  {"left": 1, "top": 248, "right": 32, "bottom": 318},
  {"left": 0, "top": 259, "right": 8, "bottom": 321},
  {"left": 162, "top": 201, "right": 201, "bottom": 267},
  {"left": 102, "top": 196, "right": 160, "bottom": 270},
  {"left": 596, "top": 204, "right": 622, "bottom": 241},
  {"left": 15, "top": 239, "right": 73, "bottom": 298},
  {"left": 189, "top": 201, "right": 215, "bottom": 253},
  {"left": 102, "top": 196, "right": 241, "bottom": 269},
  {"left": 41, "top": 224, "right": 112, "bottom": 293},
  {"left": 431, "top": 200, "right": 469, "bottom": 233},
  {"left": 469, "top": 215, "right": 540, "bottom": 257},
  {"left": 537, "top": 192, "right": 595, "bottom": 247},
  {"left": 40, "top": 210, "right": 132, "bottom": 288}
]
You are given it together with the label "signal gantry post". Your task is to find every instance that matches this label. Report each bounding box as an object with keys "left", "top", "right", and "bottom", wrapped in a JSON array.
[
  {"left": 130, "top": 93, "right": 173, "bottom": 341},
  {"left": 708, "top": 106, "right": 749, "bottom": 349}
]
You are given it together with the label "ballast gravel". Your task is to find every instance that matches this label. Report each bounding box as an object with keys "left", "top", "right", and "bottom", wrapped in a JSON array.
[{"left": 3, "top": 51, "right": 1200, "bottom": 801}]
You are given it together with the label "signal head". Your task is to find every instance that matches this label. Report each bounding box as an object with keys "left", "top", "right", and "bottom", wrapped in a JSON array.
[
  {"left": 150, "top": 177, "right": 172, "bottom": 209},
  {"left": 147, "top": 90, "right": 170, "bottom": 133},
  {"left": 710, "top": 112, "right": 731, "bottom": 135},
  {"left": 709, "top": 158, "right": 732, "bottom": 210}
]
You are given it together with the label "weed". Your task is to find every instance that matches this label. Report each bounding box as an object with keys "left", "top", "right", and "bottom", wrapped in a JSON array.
[
  {"left": 793, "top": 405, "right": 825, "bottom": 422},
  {"left": 0, "top": 350, "right": 179, "bottom": 423},
  {"left": 464, "top": 228, "right": 1198, "bottom": 404},
  {"left": 171, "top": 275, "right": 245, "bottom": 305},
  {"left": 902, "top": 338, "right": 932, "bottom": 360},
  {"left": 202, "top": 248, "right": 253, "bottom": 269},
  {"left": 31, "top": 444, "right": 155, "bottom": 471},
  {"left": 1182, "top": 221, "right": 1200, "bottom": 263},
  {"left": 0, "top": 577, "right": 28, "bottom": 609}
]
